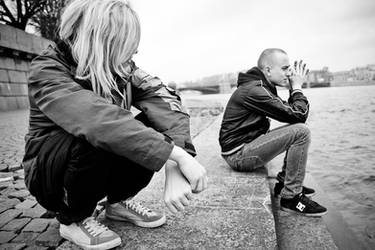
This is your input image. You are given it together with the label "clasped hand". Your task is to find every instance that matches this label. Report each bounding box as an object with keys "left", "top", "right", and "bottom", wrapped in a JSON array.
[{"left": 288, "top": 60, "right": 309, "bottom": 90}]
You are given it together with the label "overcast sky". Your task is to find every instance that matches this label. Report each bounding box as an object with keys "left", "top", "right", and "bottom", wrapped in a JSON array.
[{"left": 131, "top": 0, "right": 375, "bottom": 83}]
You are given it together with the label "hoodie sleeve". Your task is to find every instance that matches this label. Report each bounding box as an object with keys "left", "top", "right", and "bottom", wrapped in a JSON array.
[
  {"left": 28, "top": 54, "right": 173, "bottom": 171},
  {"left": 242, "top": 81, "right": 309, "bottom": 123},
  {"left": 129, "top": 63, "right": 196, "bottom": 156}
]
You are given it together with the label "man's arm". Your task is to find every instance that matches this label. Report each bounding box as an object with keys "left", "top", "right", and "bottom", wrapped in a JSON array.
[
  {"left": 130, "top": 62, "right": 196, "bottom": 156},
  {"left": 242, "top": 84, "right": 309, "bottom": 124}
]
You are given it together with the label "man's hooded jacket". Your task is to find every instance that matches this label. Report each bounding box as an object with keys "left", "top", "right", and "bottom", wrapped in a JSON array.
[{"left": 219, "top": 67, "right": 309, "bottom": 154}]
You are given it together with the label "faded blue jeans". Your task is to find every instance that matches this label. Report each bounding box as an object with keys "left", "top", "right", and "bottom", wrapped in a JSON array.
[{"left": 222, "top": 123, "right": 311, "bottom": 199}]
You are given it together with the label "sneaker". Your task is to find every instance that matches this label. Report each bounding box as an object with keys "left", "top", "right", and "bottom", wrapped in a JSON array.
[
  {"left": 105, "top": 199, "right": 166, "bottom": 228},
  {"left": 280, "top": 193, "right": 327, "bottom": 217},
  {"left": 59, "top": 217, "right": 121, "bottom": 250},
  {"left": 274, "top": 181, "right": 315, "bottom": 198}
]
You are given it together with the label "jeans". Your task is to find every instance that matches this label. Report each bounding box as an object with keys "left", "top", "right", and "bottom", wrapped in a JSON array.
[{"left": 223, "top": 123, "right": 311, "bottom": 198}]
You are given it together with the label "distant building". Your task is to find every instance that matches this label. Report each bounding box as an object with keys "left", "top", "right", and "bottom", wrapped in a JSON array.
[
  {"left": 332, "top": 64, "right": 375, "bottom": 84},
  {"left": 303, "top": 67, "right": 332, "bottom": 88}
]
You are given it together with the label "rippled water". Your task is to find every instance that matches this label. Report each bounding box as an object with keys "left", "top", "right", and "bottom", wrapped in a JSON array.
[{"left": 278, "top": 85, "right": 375, "bottom": 249}]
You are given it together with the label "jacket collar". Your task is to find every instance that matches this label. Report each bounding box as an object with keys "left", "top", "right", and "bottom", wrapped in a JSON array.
[{"left": 237, "top": 67, "right": 277, "bottom": 95}]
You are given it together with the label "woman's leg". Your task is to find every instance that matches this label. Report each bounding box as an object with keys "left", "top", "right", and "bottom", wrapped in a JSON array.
[{"left": 58, "top": 138, "right": 154, "bottom": 224}]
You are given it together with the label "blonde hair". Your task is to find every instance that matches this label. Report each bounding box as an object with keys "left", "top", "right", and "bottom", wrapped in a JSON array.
[{"left": 59, "top": 0, "right": 140, "bottom": 100}]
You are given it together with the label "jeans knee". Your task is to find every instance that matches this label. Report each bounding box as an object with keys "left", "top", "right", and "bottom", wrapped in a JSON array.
[{"left": 292, "top": 123, "right": 311, "bottom": 143}]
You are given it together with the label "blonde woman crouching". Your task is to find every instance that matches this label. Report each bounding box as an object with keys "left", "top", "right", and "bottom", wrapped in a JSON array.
[{"left": 22, "top": 0, "right": 207, "bottom": 249}]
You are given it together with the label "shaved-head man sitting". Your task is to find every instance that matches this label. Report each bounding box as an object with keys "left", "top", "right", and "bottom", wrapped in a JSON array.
[{"left": 219, "top": 48, "right": 327, "bottom": 216}]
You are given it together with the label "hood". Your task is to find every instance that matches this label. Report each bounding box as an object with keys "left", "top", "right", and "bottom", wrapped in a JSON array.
[{"left": 237, "top": 67, "right": 277, "bottom": 95}]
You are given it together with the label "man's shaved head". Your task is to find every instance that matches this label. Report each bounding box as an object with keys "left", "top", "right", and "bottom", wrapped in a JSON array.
[
  {"left": 257, "top": 48, "right": 291, "bottom": 87},
  {"left": 257, "top": 48, "right": 287, "bottom": 69}
]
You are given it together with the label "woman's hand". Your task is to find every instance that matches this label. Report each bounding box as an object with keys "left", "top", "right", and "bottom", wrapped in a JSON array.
[
  {"left": 168, "top": 146, "right": 208, "bottom": 193},
  {"left": 164, "top": 160, "right": 193, "bottom": 213}
]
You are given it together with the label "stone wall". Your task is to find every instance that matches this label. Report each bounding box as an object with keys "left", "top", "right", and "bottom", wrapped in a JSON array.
[{"left": 0, "top": 24, "right": 53, "bottom": 111}]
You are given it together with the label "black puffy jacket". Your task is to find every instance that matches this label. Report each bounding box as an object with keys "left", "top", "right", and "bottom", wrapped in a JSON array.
[{"left": 219, "top": 67, "right": 309, "bottom": 153}]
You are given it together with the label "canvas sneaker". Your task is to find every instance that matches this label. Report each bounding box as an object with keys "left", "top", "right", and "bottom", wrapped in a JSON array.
[
  {"left": 59, "top": 216, "right": 121, "bottom": 250},
  {"left": 280, "top": 193, "right": 327, "bottom": 217},
  {"left": 274, "top": 181, "right": 315, "bottom": 198},
  {"left": 105, "top": 199, "right": 166, "bottom": 228}
]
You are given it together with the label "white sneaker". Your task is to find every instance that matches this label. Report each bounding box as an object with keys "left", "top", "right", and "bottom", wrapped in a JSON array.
[
  {"left": 59, "top": 217, "right": 121, "bottom": 250},
  {"left": 105, "top": 199, "right": 166, "bottom": 228}
]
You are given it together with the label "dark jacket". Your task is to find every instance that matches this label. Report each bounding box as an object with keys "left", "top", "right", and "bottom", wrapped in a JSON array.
[
  {"left": 219, "top": 67, "right": 309, "bottom": 153},
  {"left": 22, "top": 41, "right": 196, "bottom": 190}
]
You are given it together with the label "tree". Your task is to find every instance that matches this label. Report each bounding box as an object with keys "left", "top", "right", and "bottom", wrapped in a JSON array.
[
  {"left": 30, "top": 0, "right": 67, "bottom": 41},
  {"left": 0, "top": 0, "right": 46, "bottom": 30}
]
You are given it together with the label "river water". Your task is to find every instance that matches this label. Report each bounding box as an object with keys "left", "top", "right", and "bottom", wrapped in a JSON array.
[{"left": 276, "top": 85, "right": 375, "bottom": 249}]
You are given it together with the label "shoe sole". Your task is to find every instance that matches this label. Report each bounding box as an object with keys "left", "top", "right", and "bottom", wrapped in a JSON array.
[
  {"left": 280, "top": 207, "right": 327, "bottom": 217},
  {"left": 60, "top": 231, "right": 121, "bottom": 250},
  {"left": 105, "top": 214, "right": 167, "bottom": 228}
]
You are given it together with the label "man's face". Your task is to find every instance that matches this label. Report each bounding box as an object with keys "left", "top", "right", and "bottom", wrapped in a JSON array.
[{"left": 267, "top": 53, "right": 291, "bottom": 88}]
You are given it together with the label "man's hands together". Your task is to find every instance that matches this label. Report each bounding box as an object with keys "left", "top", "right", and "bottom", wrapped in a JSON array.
[
  {"left": 288, "top": 60, "right": 309, "bottom": 90},
  {"left": 164, "top": 146, "right": 208, "bottom": 213}
]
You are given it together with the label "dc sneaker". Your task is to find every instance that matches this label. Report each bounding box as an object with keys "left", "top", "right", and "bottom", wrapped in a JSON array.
[{"left": 280, "top": 193, "right": 327, "bottom": 217}]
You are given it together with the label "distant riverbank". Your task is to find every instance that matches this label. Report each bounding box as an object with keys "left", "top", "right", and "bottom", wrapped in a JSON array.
[{"left": 331, "top": 80, "right": 375, "bottom": 87}]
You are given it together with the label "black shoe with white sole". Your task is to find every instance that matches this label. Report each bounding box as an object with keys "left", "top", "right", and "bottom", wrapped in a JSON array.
[{"left": 280, "top": 193, "right": 327, "bottom": 217}]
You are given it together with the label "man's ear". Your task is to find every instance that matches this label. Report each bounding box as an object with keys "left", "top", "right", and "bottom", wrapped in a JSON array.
[{"left": 265, "top": 66, "right": 271, "bottom": 77}]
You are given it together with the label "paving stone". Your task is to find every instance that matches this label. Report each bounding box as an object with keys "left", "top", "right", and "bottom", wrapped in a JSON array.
[
  {"left": 56, "top": 241, "right": 82, "bottom": 250},
  {"left": 1, "top": 218, "right": 31, "bottom": 232},
  {"left": 0, "top": 181, "right": 13, "bottom": 191},
  {"left": 45, "top": 219, "right": 59, "bottom": 230},
  {"left": 0, "top": 209, "right": 22, "bottom": 228},
  {"left": 0, "top": 243, "right": 27, "bottom": 250},
  {"left": 25, "top": 196, "right": 36, "bottom": 202},
  {"left": 15, "top": 199, "right": 37, "bottom": 210},
  {"left": 36, "top": 225, "right": 63, "bottom": 247},
  {"left": 9, "top": 164, "right": 22, "bottom": 172},
  {"left": 0, "top": 173, "right": 13, "bottom": 179},
  {"left": 0, "top": 198, "right": 20, "bottom": 213},
  {"left": 21, "top": 204, "right": 46, "bottom": 218},
  {"left": 0, "top": 231, "right": 17, "bottom": 244},
  {"left": 40, "top": 210, "right": 56, "bottom": 219},
  {"left": 0, "top": 177, "right": 13, "bottom": 183},
  {"left": 8, "top": 190, "right": 30, "bottom": 200},
  {"left": 22, "top": 218, "right": 50, "bottom": 233},
  {"left": 1, "top": 187, "right": 17, "bottom": 197},
  {"left": 0, "top": 164, "right": 8, "bottom": 172},
  {"left": 11, "top": 231, "right": 39, "bottom": 244},
  {"left": 24, "top": 246, "right": 49, "bottom": 250},
  {"left": 15, "top": 169, "right": 24, "bottom": 176},
  {"left": 12, "top": 180, "right": 26, "bottom": 190}
]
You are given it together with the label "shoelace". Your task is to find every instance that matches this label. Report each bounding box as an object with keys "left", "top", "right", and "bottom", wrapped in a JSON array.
[
  {"left": 124, "top": 200, "right": 153, "bottom": 217},
  {"left": 299, "top": 194, "right": 319, "bottom": 208},
  {"left": 83, "top": 217, "right": 109, "bottom": 237}
]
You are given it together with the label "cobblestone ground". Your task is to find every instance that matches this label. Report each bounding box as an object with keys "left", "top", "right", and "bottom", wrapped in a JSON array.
[
  {"left": 0, "top": 109, "right": 62, "bottom": 249},
  {"left": 0, "top": 103, "right": 222, "bottom": 249}
]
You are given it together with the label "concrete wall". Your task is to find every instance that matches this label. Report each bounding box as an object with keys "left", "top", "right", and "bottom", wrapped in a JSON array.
[{"left": 0, "top": 24, "right": 53, "bottom": 111}]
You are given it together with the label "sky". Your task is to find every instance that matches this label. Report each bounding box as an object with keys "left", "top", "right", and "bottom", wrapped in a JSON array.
[{"left": 131, "top": 0, "right": 375, "bottom": 83}]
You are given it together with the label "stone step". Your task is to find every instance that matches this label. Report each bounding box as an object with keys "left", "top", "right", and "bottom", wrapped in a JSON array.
[{"left": 58, "top": 114, "right": 277, "bottom": 249}]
